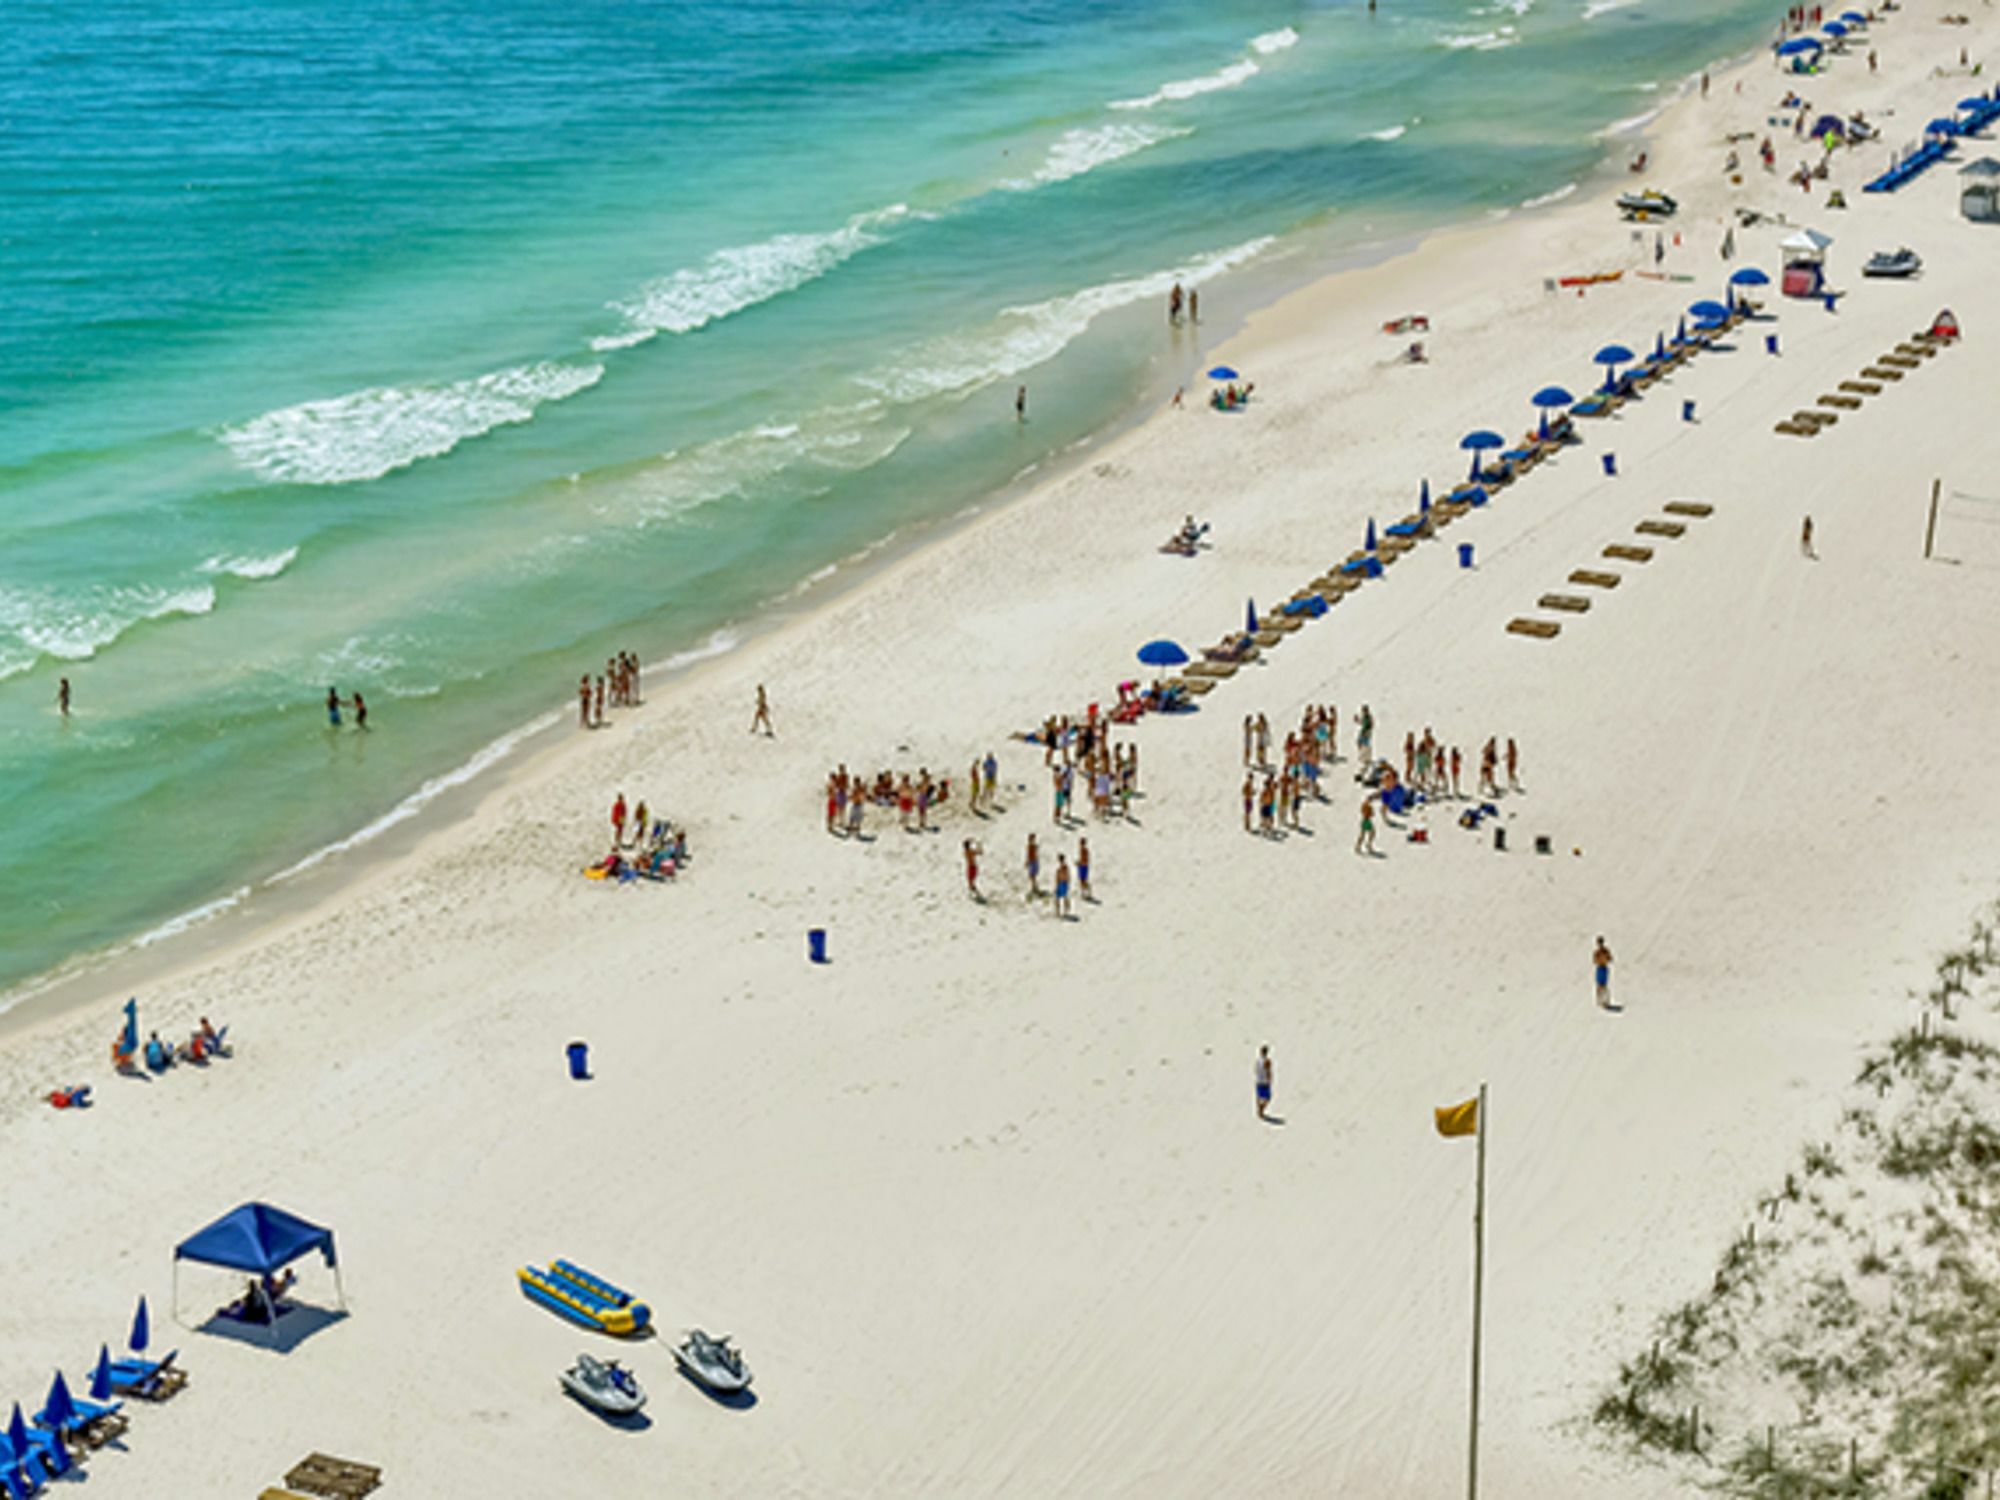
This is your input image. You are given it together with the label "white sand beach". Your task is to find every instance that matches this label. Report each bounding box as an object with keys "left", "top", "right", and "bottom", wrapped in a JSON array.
[{"left": 7, "top": 7, "right": 2000, "bottom": 1494}]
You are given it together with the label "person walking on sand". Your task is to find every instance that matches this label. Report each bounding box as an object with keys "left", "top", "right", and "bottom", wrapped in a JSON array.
[
  {"left": 611, "top": 792, "right": 628, "bottom": 847},
  {"left": 1254, "top": 1044, "right": 1274, "bottom": 1119},
  {"left": 963, "top": 839, "right": 982, "bottom": 900},
  {"left": 1355, "top": 796, "right": 1378, "bottom": 855},
  {"left": 1505, "top": 737, "right": 1520, "bottom": 792},
  {"left": 1077, "top": 837, "right": 1093, "bottom": 902},
  {"left": 1357, "top": 703, "right": 1374, "bottom": 765},
  {"left": 1053, "top": 854, "right": 1072, "bottom": 919},
  {"left": 579, "top": 675, "right": 592, "bottom": 730},
  {"left": 1025, "top": 833, "right": 1041, "bottom": 900},
  {"left": 1243, "top": 714, "right": 1255, "bottom": 766},
  {"left": 1594, "top": 936, "right": 1615, "bottom": 1009},
  {"left": 1168, "top": 282, "right": 1184, "bottom": 324},
  {"left": 594, "top": 675, "right": 606, "bottom": 725},
  {"left": 57, "top": 677, "right": 70, "bottom": 717},
  {"left": 750, "top": 683, "right": 773, "bottom": 736},
  {"left": 1189, "top": 288, "right": 1199, "bottom": 324},
  {"left": 1242, "top": 772, "right": 1255, "bottom": 833},
  {"left": 1800, "top": 515, "right": 1815, "bottom": 559},
  {"left": 983, "top": 750, "right": 999, "bottom": 810}
]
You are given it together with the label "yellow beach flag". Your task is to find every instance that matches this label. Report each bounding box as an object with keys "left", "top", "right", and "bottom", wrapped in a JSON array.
[{"left": 1434, "top": 1095, "right": 1479, "bottom": 1138}]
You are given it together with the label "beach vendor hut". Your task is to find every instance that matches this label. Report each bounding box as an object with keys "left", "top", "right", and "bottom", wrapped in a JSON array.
[
  {"left": 1962, "top": 159, "right": 2000, "bottom": 223},
  {"left": 173, "top": 1201, "right": 346, "bottom": 1340},
  {"left": 1779, "top": 227, "right": 1832, "bottom": 297}
]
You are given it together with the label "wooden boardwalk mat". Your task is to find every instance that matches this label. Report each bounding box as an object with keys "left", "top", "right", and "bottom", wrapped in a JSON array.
[
  {"left": 1818, "top": 394, "right": 1862, "bottom": 410},
  {"left": 1879, "top": 354, "right": 1919, "bottom": 369},
  {"left": 284, "top": 1454, "right": 383, "bottom": 1500},
  {"left": 1507, "top": 617, "right": 1561, "bottom": 639},
  {"left": 1839, "top": 379, "right": 1882, "bottom": 396},
  {"left": 1538, "top": 593, "right": 1591, "bottom": 613},
  {"left": 1636, "top": 519, "right": 1685, "bottom": 538},
  {"left": 1570, "top": 569, "right": 1621, "bottom": 588},
  {"left": 1862, "top": 366, "right": 1904, "bottom": 381},
  {"left": 1604, "top": 544, "right": 1653, "bottom": 562},
  {"left": 1663, "top": 501, "right": 1713, "bottom": 517}
]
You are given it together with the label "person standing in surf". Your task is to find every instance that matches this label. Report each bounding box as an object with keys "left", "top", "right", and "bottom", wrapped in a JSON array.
[
  {"left": 326, "top": 687, "right": 342, "bottom": 728},
  {"left": 57, "top": 677, "right": 70, "bottom": 717}
]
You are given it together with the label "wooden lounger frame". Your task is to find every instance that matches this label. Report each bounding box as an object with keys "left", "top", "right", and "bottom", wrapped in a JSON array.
[
  {"left": 1570, "top": 569, "right": 1621, "bottom": 588},
  {"left": 1603, "top": 544, "right": 1653, "bottom": 563},
  {"left": 1818, "top": 394, "right": 1862, "bottom": 410},
  {"left": 1839, "top": 379, "right": 1882, "bottom": 396},
  {"left": 1636, "top": 520, "right": 1686, "bottom": 538},
  {"left": 1507, "top": 618, "right": 1561, "bottom": 639},
  {"left": 1663, "top": 501, "right": 1713, "bottom": 517},
  {"left": 1539, "top": 594, "right": 1591, "bottom": 613},
  {"left": 1862, "top": 366, "right": 1904, "bottom": 381},
  {"left": 284, "top": 1454, "right": 384, "bottom": 1500}
]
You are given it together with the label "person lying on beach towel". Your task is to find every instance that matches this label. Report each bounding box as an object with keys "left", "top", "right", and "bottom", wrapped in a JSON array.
[{"left": 46, "top": 1084, "right": 92, "bottom": 1109}]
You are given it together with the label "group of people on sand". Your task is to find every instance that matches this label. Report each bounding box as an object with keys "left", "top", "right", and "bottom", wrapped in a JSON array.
[
  {"left": 1032, "top": 711, "right": 1139, "bottom": 824},
  {"left": 593, "top": 791, "right": 687, "bottom": 881},
  {"left": 963, "top": 830, "right": 1094, "bottom": 916},
  {"left": 579, "top": 651, "right": 642, "bottom": 730},
  {"left": 1211, "top": 382, "right": 1256, "bottom": 412},
  {"left": 824, "top": 765, "right": 962, "bottom": 838},
  {"left": 113, "top": 1015, "right": 229, "bottom": 1075},
  {"left": 1167, "top": 282, "right": 1200, "bottom": 325},
  {"left": 1240, "top": 706, "right": 1340, "bottom": 835}
]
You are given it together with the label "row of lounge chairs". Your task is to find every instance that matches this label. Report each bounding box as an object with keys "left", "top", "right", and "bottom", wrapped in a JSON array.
[
  {"left": 1571, "top": 310, "right": 1752, "bottom": 421},
  {"left": 2, "top": 1350, "right": 183, "bottom": 1497},
  {"left": 1506, "top": 503, "right": 1713, "bottom": 641},
  {"left": 1776, "top": 323, "right": 1957, "bottom": 437}
]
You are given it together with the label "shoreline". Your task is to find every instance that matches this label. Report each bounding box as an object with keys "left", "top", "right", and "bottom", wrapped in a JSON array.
[
  {"left": 9, "top": 4, "right": 2000, "bottom": 1493},
  {"left": 0, "top": 81, "right": 1711, "bottom": 1039}
]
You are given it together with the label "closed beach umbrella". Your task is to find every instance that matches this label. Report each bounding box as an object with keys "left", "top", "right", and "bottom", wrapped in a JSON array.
[
  {"left": 129, "top": 1294, "right": 149, "bottom": 1354},
  {"left": 6, "top": 1403, "right": 27, "bottom": 1460},
  {"left": 1207, "top": 366, "right": 1239, "bottom": 381},
  {"left": 1365, "top": 518, "right": 1378, "bottom": 553},
  {"left": 1652, "top": 331, "right": 1668, "bottom": 360},
  {"left": 1136, "top": 640, "right": 1188, "bottom": 668},
  {"left": 1673, "top": 315, "right": 1689, "bottom": 345},
  {"left": 119, "top": 998, "right": 138, "bottom": 1057},
  {"left": 43, "top": 1373, "right": 75, "bottom": 1435},
  {"left": 90, "top": 1345, "right": 113, "bottom": 1404},
  {"left": 1246, "top": 598, "right": 1258, "bottom": 633},
  {"left": 1419, "top": 480, "right": 1431, "bottom": 518}
]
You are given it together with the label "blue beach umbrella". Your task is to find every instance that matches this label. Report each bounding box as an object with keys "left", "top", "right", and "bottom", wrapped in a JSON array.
[
  {"left": 1136, "top": 640, "right": 1188, "bottom": 668},
  {"left": 1821, "top": 20, "right": 1847, "bottom": 36},
  {"left": 1246, "top": 598, "right": 1258, "bottom": 633},
  {"left": 1673, "top": 315, "right": 1689, "bottom": 345},
  {"left": 129, "top": 1294, "right": 149, "bottom": 1354},
  {"left": 1688, "top": 300, "right": 1728, "bottom": 321},
  {"left": 1460, "top": 428, "right": 1505, "bottom": 479},
  {"left": 119, "top": 998, "right": 138, "bottom": 1057},
  {"left": 1652, "top": 331, "right": 1668, "bottom": 360},
  {"left": 90, "top": 1346, "right": 113, "bottom": 1404},
  {"left": 1207, "top": 366, "right": 1239, "bottom": 381},
  {"left": 6, "top": 1403, "right": 27, "bottom": 1461},
  {"left": 1365, "top": 518, "right": 1378, "bottom": 552},
  {"left": 43, "top": 1374, "right": 75, "bottom": 1435},
  {"left": 1593, "top": 344, "right": 1634, "bottom": 392},
  {"left": 1730, "top": 267, "right": 1770, "bottom": 287},
  {"left": 1926, "top": 118, "right": 1959, "bottom": 138},
  {"left": 1419, "top": 481, "right": 1432, "bottom": 519},
  {"left": 1777, "top": 36, "right": 1821, "bottom": 54},
  {"left": 1531, "top": 385, "right": 1573, "bottom": 409},
  {"left": 1841, "top": 8, "right": 1865, "bottom": 19}
]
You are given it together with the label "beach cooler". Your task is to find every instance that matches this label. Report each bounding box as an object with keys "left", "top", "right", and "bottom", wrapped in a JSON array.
[{"left": 1782, "top": 264, "right": 1819, "bottom": 298}]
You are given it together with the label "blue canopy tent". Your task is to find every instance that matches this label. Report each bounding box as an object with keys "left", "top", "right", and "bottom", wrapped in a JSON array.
[{"left": 173, "top": 1202, "right": 344, "bottom": 1335}]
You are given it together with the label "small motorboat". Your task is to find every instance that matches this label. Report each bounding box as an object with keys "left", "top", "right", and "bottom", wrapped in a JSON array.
[
  {"left": 560, "top": 1352, "right": 647, "bottom": 1415},
  {"left": 1616, "top": 188, "right": 1679, "bottom": 219},
  {"left": 1862, "top": 247, "right": 1922, "bottom": 278},
  {"left": 673, "top": 1329, "right": 752, "bottom": 1393}
]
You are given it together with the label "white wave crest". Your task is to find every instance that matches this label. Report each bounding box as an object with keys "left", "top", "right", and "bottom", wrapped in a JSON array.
[
  {"left": 1596, "top": 106, "right": 1662, "bottom": 137},
  {"left": 201, "top": 546, "right": 300, "bottom": 580},
  {"left": 1008, "top": 123, "right": 1191, "bottom": 189},
  {"left": 859, "top": 236, "right": 1275, "bottom": 404},
  {"left": 595, "top": 206, "right": 911, "bottom": 350},
  {"left": 1583, "top": 0, "right": 1640, "bottom": 16},
  {"left": 1112, "top": 59, "right": 1259, "bottom": 111},
  {"left": 1251, "top": 27, "right": 1300, "bottom": 53},
  {"left": 220, "top": 361, "right": 604, "bottom": 486},
  {"left": 1441, "top": 27, "right": 1519, "bottom": 49},
  {"left": 1362, "top": 119, "right": 1418, "bottom": 141},
  {"left": 0, "top": 582, "right": 216, "bottom": 666},
  {"left": 1521, "top": 181, "right": 1579, "bottom": 208}
]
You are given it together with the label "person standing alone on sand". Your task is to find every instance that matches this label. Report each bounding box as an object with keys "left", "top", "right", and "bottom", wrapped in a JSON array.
[
  {"left": 1594, "top": 936, "right": 1615, "bottom": 1009},
  {"left": 1189, "top": 288, "right": 1199, "bottom": 324},
  {"left": 963, "top": 840, "right": 982, "bottom": 900},
  {"left": 1355, "top": 796, "right": 1378, "bottom": 855},
  {"left": 57, "top": 678, "right": 70, "bottom": 717},
  {"left": 1506, "top": 737, "right": 1520, "bottom": 791},
  {"left": 1801, "top": 516, "right": 1815, "bottom": 559},
  {"left": 1254, "top": 1045, "right": 1274, "bottom": 1119},
  {"left": 1025, "top": 833, "right": 1041, "bottom": 900},
  {"left": 612, "top": 792, "right": 628, "bottom": 848},
  {"left": 750, "top": 684, "right": 773, "bottom": 737},
  {"left": 1077, "top": 837, "right": 1093, "bottom": 902},
  {"left": 1053, "top": 854, "right": 1072, "bottom": 919},
  {"left": 579, "top": 675, "right": 592, "bottom": 730}
]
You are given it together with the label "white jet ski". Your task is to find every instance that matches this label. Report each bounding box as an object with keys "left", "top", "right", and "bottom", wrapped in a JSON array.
[
  {"left": 673, "top": 1329, "right": 752, "bottom": 1393},
  {"left": 560, "top": 1352, "right": 647, "bottom": 1415}
]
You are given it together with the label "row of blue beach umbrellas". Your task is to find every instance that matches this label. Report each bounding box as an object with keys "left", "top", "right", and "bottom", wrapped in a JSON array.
[
  {"left": 1775, "top": 10, "right": 1867, "bottom": 53},
  {"left": 1137, "top": 269, "right": 1775, "bottom": 668},
  {"left": 7, "top": 1295, "right": 150, "bottom": 1462}
]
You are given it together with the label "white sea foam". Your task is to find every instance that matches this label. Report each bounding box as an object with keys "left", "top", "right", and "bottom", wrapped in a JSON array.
[
  {"left": 1362, "top": 119, "right": 1417, "bottom": 141},
  {"left": 201, "top": 545, "right": 300, "bottom": 580},
  {"left": 1441, "top": 26, "right": 1520, "bottom": 49},
  {"left": 1250, "top": 27, "right": 1300, "bottom": 53},
  {"left": 0, "top": 582, "right": 217, "bottom": 667},
  {"left": 131, "top": 886, "right": 253, "bottom": 950},
  {"left": 1112, "top": 59, "right": 1260, "bottom": 111},
  {"left": 220, "top": 361, "right": 604, "bottom": 486},
  {"left": 1596, "top": 105, "right": 1662, "bottom": 137},
  {"left": 1582, "top": 0, "right": 1640, "bottom": 16},
  {"left": 594, "top": 206, "right": 911, "bottom": 351},
  {"left": 1008, "top": 123, "right": 1191, "bottom": 188},
  {"left": 859, "top": 236, "right": 1275, "bottom": 404},
  {"left": 1521, "top": 181, "right": 1580, "bottom": 208}
]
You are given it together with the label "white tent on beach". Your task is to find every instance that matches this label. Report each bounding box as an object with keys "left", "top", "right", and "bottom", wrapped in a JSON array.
[{"left": 1962, "top": 159, "right": 2000, "bottom": 223}]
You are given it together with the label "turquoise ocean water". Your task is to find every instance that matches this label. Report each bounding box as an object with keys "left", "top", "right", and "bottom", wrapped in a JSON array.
[{"left": 0, "top": 0, "right": 1781, "bottom": 999}]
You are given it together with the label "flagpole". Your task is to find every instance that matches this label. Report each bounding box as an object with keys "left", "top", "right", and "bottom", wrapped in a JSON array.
[{"left": 1468, "top": 1080, "right": 1488, "bottom": 1500}]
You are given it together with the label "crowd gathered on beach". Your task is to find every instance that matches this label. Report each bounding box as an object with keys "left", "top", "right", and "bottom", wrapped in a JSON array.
[{"left": 578, "top": 651, "right": 644, "bottom": 730}]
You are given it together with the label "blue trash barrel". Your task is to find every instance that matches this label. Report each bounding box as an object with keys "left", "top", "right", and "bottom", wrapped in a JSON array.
[
  {"left": 1765, "top": 333, "right": 1780, "bottom": 356},
  {"left": 1457, "top": 542, "right": 1475, "bottom": 569},
  {"left": 1601, "top": 453, "right": 1618, "bottom": 477},
  {"left": 566, "top": 1042, "right": 589, "bottom": 1081},
  {"left": 808, "top": 928, "right": 828, "bottom": 964},
  {"left": 1681, "top": 400, "right": 1696, "bottom": 423}
]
